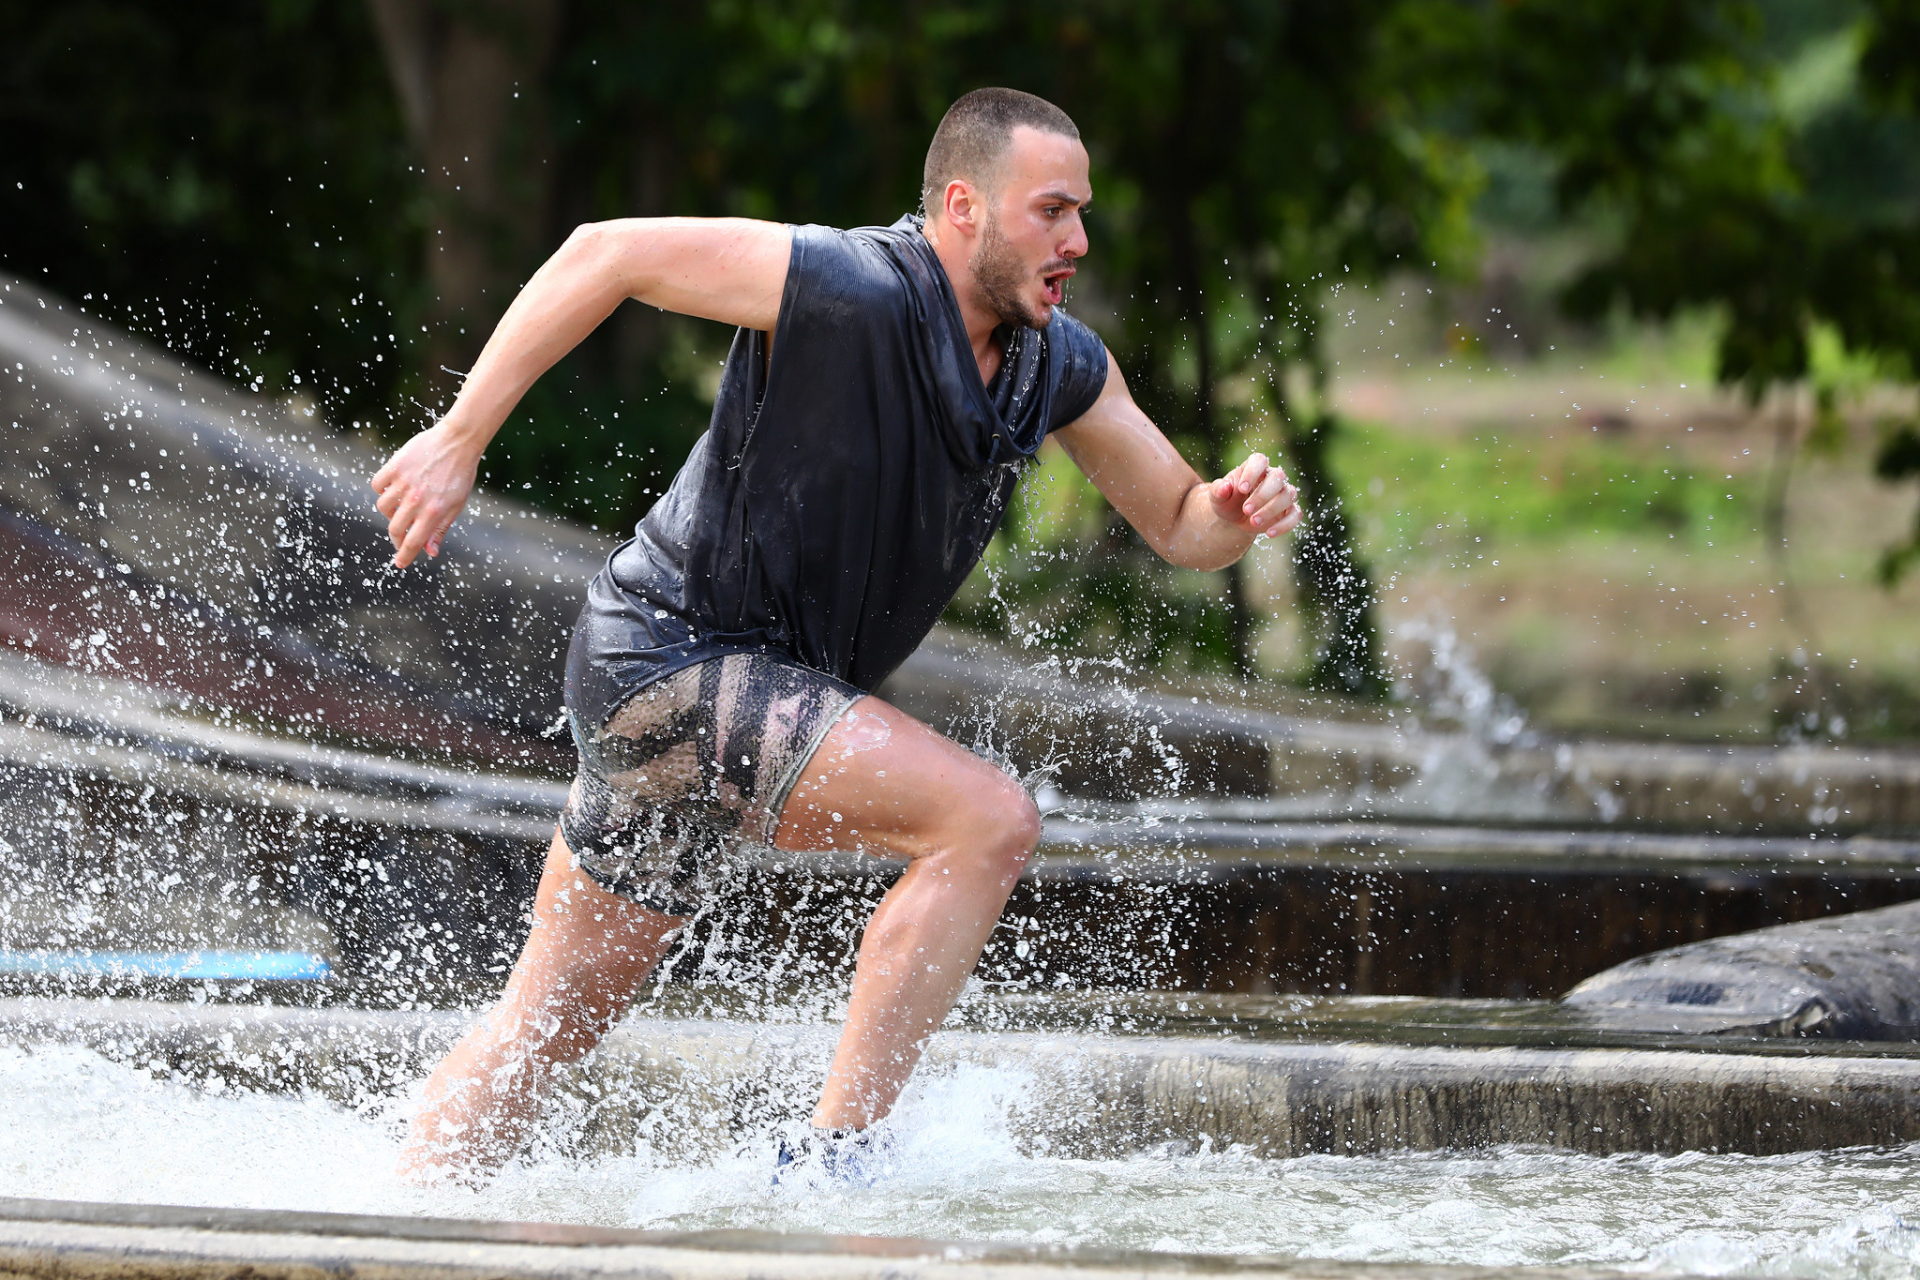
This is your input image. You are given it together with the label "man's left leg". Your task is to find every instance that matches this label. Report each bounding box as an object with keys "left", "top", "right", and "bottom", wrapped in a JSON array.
[{"left": 772, "top": 696, "right": 1040, "bottom": 1133}]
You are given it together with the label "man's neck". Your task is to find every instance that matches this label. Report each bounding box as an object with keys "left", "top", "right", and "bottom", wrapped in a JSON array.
[{"left": 921, "top": 221, "right": 1003, "bottom": 387}]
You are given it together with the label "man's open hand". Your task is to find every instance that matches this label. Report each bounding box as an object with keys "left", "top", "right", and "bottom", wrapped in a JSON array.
[
  {"left": 371, "top": 422, "right": 481, "bottom": 568},
  {"left": 1209, "top": 453, "right": 1302, "bottom": 540}
]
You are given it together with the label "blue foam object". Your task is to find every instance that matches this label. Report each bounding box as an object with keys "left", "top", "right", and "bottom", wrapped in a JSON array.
[{"left": 0, "top": 949, "right": 332, "bottom": 980}]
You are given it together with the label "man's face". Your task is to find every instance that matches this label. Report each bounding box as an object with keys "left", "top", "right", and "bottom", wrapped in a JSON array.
[{"left": 968, "top": 126, "right": 1092, "bottom": 330}]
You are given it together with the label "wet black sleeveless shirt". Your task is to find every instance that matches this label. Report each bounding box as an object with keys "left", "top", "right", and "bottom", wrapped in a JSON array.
[{"left": 565, "top": 215, "right": 1109, "bottom": 718}]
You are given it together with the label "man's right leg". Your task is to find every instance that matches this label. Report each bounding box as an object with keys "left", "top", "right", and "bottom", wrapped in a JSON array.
[{"left": 396, "top": 828, "right": 684, "bottom": 1182}]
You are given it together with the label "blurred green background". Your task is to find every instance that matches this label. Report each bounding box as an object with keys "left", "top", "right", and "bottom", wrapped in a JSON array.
[{"left": 3, "top": 0, "right": 1917, "bottom": 739}]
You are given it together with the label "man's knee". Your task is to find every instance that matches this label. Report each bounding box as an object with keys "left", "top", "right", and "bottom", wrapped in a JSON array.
[
  {"left": 1001, "top": 779, "right": 1043, "bottom": 855},
  {"left": 962, "top": 773, "right": 1040, "bottom": 882}
]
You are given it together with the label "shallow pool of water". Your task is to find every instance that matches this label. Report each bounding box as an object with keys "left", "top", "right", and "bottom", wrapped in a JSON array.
[{"left": 3, "top": 1042, "right": 1918, "bottom": 1278}]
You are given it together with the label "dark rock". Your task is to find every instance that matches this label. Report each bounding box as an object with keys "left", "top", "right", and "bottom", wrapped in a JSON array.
[{"left": 1563, "top": 899, "right": 1920, "bottom": 1039}]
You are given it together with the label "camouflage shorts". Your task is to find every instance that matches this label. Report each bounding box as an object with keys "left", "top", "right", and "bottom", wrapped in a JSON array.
[{"left": 558, "top": 652, "right": 861, "bottom": 915}]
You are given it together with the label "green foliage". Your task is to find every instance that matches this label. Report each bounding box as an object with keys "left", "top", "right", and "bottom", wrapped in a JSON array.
[
  {"left": 0, "top": 0, "right": 425, "bottom": 428},
  {"left": 946, "top": 517, "right": 1247, "bottom": 680},
  {"left": 477, "top": 366, "right": 712, "bottom": 533},
  {"left": 7, "top": 0, "right": 1914, "bottom": 686},
  {"left": 1404, "top": 0, "right": 1920, "bottom": 400},
  {"left": 1031, "top": 1, "right": 1475, "bottom": 690},
  {"left": 1860, "top": 0, "right": 1920, "bottom": 109}
]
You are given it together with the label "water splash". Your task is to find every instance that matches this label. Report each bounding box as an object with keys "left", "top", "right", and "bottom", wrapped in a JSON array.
[
  {"left": 3, "top": 1041, "right": 1919, "bottom": 1278},
  {"left": 1388, "top": 613, "right": 1628, "bottom": 823},
  {"left": 1390, "top": 613, "right": 1529, "bottom": 747}
]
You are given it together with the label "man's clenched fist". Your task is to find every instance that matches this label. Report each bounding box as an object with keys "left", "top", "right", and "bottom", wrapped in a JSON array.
[{"left": 1209, "top": 453, "right": 1302, "bottom": 540}]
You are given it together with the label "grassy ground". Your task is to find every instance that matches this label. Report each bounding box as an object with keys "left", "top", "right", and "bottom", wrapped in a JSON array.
[{"left": 1323, "top": 350, "right": 1920, "bottom": 742}]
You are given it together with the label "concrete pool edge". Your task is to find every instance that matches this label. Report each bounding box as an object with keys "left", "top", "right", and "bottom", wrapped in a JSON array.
[
  {"left": 0, "top": 1197, "right": 1667, "bottom": 1280},
  {"left": 7, "top": 998, "right": 1920, "bottom": 1157}
]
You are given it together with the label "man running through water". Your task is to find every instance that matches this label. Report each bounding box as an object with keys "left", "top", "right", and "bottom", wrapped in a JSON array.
[{"left": 374, "top": 88, "right": 1302, "bottom": 1180}]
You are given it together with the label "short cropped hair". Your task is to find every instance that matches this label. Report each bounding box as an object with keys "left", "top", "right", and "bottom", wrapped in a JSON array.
[{"left": 922, "top": 88, "right": 1080, "bottom": 208}]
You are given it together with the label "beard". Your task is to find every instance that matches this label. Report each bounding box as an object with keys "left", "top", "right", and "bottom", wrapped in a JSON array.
[{"left": 970, "top": 210, "right": 1053, "bottom": 329}]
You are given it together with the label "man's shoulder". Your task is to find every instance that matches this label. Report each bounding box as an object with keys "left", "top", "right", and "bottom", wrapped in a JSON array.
[
  {"left": 1041, "top": 306, "right": 1108, "bottom": 380},
  {"left": 1039, "top": 307, "right": 1110, "bottom": 429},
  {"left": 791, "top": 217, "right": 926, "bottom": 301},
  {"left": 837, "top": 214, "right": 928, "bottom": 258},
  {"left": 1044, "top": 306, "right": 1104, "bottom": 353}
]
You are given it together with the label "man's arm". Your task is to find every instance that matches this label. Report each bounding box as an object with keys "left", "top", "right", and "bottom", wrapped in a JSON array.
[
  {"left": 1050, "top": 352, "right": 1302, "bottom": 572},
  {"left": 372, "top": 218, "right": 793, "bottom": 567}
]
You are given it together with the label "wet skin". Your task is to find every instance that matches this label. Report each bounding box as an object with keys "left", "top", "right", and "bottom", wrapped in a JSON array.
[{"left": 383, "top": 126, "right": 1301, "bottom": 1180}]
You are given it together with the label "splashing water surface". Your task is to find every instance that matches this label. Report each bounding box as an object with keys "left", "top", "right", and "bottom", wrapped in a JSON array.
[{"left": 4, "top": 1043, "right": 1920, "bottom": 1279}]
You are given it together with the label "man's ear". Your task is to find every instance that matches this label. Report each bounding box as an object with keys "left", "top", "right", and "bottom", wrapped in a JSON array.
[{"left": 941, "top": 178, "right": 982, "bottom": 237}]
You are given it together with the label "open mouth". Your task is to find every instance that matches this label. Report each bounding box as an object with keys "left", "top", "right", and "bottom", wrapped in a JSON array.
[{"left": 1041, "top": 267, "right": 1074, "bottom": 307}]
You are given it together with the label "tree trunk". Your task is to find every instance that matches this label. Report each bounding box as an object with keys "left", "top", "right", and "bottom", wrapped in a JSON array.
[
  {"left": 1267, "top": 367, "right": 1387, "bottom": 698},
  {"left": 1188, "top": 289, "right": 1260, "bottom": 678},
  {"left": 609, "top": 126, "right": 672, "bottom": 392},
  {"left": 1761, "top": 393, "right": 1830, "bottom": 726},
  {"left": 1187, "top": 291, "right": 1259, "bottom": 679},
  {"left": 365, "top": 0, "right": 564, "bottom": 410},
  {"left": 1163, "top": 195, "right": 1257, "bottom": 676}
]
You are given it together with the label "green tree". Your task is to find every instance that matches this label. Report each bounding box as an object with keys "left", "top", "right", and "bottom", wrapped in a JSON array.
[
  {"left": 1405, "top": 0, "right": 1920, "bottom": 557},
  {"left": 649, "top": 2, "right": 1473, "bottom": 691},
  {"left": 1, "top": 1, "right": 1479, "bottom": 691},
  {"left": 1041, "top": 1, "right": 1475, "bottom": 693},
  {"left": 26, "top": 0, "right": 1912, "bottom": 694},
  {"left": 364, "top": 0, "right": 565, "bottom": 407},
  {"left": 1878, "top": 423, "right": 1920, "bottom": 581},
  {"left": 489, "top": 1, "right": 1479, "bottom": 692},
  {"left": 0, "top": 0, "right": 423, "bottom": 429}
]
